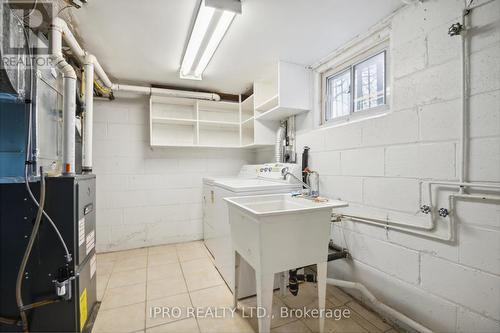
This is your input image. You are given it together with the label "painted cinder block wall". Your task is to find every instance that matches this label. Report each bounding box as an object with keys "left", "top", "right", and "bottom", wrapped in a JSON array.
[
  {"left": 294, "top": 0, "right": 500, "bottom": 332},
  {"left": 92, "top": 95, "right": 256, "bottom": 252}
]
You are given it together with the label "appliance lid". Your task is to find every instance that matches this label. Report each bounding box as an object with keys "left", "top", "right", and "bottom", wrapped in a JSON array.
[
  {"left": 213, "top": 179, "right": 302, "bottom": 192},
  {"left": 203, "top": 175, "right": 259, "bottom": 185}
]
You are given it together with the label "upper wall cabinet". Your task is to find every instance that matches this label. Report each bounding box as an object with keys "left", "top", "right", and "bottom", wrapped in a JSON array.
[{"left": 254, "top": 61, "right": 312, "bottom": 121}]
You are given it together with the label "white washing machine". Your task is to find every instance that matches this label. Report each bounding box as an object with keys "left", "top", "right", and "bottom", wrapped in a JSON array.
[{"left": 202, "top": 163, "right": 302, "bottom": 298}]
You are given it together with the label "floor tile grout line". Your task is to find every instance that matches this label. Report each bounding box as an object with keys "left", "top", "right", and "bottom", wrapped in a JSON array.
[
  {"left": 145, "top": 316, "right": 195, "bottom": 331},
  {"left": 177, "top": 249, "right": 202, "bottom": 333},
  {"left": 99, "top": 244, "right": 395, "bottom": 333},
  {"left": 99, "top": 299, "right": 147, "bottom": 312},
  {"left": 345, "top": 300, "right": 393, "bottom": 331},
  {"left": 144, "top": 246, "right": 150, "bottom": 332}
]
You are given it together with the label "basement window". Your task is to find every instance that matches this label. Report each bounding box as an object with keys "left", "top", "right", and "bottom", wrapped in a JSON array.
[{"left": 323, "top": 50, "right": 387, "bottom": 123}]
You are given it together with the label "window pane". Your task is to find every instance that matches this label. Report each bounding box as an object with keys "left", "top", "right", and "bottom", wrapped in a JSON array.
[
  {"left": 354, "top": 51, "right": 385, "bottom": 112},
  {"left": 325, "top": 69, "right": 351, "bottom": 121}
]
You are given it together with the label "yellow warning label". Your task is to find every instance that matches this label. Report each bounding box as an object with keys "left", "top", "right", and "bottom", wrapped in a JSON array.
[{"left": 79, "top": 288, "right": 88, "bottom": 331}]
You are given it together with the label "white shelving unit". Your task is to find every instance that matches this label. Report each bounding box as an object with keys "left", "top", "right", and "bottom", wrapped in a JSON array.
[
  {"left": 149, "top": 61, "right": 310, "bottom": 148},
  {"left": 150, "top": 96, "right": 198, "bottom": 146},
  {"left": 254, "top": 61, "right": 311, "bottom": 121},
  {"left": 150, "top": 95, "right": 255, "bottom": 148}
]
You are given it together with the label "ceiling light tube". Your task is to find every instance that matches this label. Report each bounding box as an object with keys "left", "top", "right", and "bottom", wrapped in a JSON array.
[{"left": 180, "top": 0, "right": 239, "bottom": 80}]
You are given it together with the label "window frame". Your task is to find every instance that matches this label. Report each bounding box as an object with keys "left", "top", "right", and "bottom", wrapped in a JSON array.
[{"left": 321, "top": 44, "right": 390, "bottom": 126}]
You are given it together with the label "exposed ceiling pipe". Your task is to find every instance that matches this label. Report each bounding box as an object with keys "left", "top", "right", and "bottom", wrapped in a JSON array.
[
  {"left": 112, "top": 84, "right": 221, "bottom": 101},
  {"left": 400, "top": 0, "right": 422, "bottom": 4},
  {"left": 53, "top": 18, "right": 220, "bottom": 100},
  {"left": 50, "top": 17, "right": 77, "bottom": 175},
  {"left": 52, "top": 17, "right": 221, "bottom": 172}
]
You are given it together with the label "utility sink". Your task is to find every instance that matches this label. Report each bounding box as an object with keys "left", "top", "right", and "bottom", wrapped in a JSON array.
[
  {"left": 225, "top": 193, "right": 347, "bottom": 217},
  {"left": 224, "top": 194, "right": 348, "bottom": 333}
]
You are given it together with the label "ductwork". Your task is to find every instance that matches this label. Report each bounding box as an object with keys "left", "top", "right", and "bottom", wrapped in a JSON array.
[{"left": 275, "top": 122, "right": 286, "bottom": 163}]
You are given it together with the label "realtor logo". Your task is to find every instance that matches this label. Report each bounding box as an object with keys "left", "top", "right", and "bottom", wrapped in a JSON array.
[{"left": 1, "top": 0, "right": 56, "bottom": 69}]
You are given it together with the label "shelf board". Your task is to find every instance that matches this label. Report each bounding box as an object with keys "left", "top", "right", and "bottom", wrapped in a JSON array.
[
  {"left": 151, "top": 117, "right": 196, "bottom": 125},
  {"left": 152, "top": 143, "right": 240, "bottom": 149},
  {"left": 241, "top": 94, "right": 254, "bottom": 110},
  {"left": 255, "top": 94, "right": 278, "bottom": 112},
  {"left": 240, "top": 143, "right": 274, "bottom": 149},
  {"left": 255, "top": 106, "right": 309, "bottom": 121},
  {"left": 199, "top": 120, "right": 240, "bottom": 128},
  {"left": 198, "top": 99, "right": 239, "bottom": 111},
  {"left": 241, "top": 116, "right": 254, "bottom": 125}
]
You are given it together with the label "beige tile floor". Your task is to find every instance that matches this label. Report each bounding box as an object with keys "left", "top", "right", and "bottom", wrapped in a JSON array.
[{"left": 93, "top": 241, "right": 398, "bottom": 333}]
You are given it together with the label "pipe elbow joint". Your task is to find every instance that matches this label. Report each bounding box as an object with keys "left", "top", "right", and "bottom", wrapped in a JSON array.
[
  {"left": 52, "top": 17, "right": 67, "bottom": 32},
  {"left": 84, "top": 53, "right": 96, "bottom": 65}
]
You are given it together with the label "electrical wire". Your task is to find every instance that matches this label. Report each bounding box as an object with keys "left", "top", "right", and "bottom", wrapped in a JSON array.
[{"left": 21, "top": 0, "right": 38, "bottom": 21}]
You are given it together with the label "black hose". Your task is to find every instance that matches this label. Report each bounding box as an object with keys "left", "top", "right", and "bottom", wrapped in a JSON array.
[
  {"left": 16, "top": 167, "right": 46, "bottom": 333},
  {"left": 302, "top": 146, "right": 310, "bottom": 184}
]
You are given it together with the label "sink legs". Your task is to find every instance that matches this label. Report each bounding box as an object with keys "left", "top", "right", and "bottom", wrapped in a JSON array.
[
  {"left": 233, "top": 249, "right": 328, "bottom": 333},
  {"left": 233, "top": 251, "right": 241, "bottom": 310},
  {"left": 279, "top": 271, "right": 287, "bottom": 296},
  {"left": 317, "top": 261, "right": 327, "bottom": 333},
  {"left": 256, "top": 272, "right": 275, "bottom": 333}
]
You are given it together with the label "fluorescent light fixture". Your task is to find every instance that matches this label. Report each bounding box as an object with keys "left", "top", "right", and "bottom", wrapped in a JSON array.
[{"left": 180, "top": 0, "right": 240, "bottom": 80}]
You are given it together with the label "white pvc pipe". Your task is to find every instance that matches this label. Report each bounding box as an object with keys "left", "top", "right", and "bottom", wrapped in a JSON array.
[
  {"left": 62, "top": 78, "right": 76, "bottom": 174},
  {"left": 83, "top": 56, "right": 94, "bottom": 171},
  {"left": 53, "top": 17, "right": 113, "bottom": 91},
  {"left": 52, "top": 17, "right": 222, "bottom": 173},
  {"left": 50, "top": 18, "right": 77, "bottom": 174},
  {"left": 326, "top": 278, "right": 434, "bottom": 333},
  {"left": 93, "top": 58, "right": 113, "bottom": 89},
  {"left": 112, "top": 84, "right": 221, "bottom": 101},
  {"left": 458, "top": 9, "right": 469, "bottom": 191}
]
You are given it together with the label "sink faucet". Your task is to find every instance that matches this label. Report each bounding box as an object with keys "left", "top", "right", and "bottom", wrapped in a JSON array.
[{"left": 281, "top": 168, "right": 313, "bottom": 197}]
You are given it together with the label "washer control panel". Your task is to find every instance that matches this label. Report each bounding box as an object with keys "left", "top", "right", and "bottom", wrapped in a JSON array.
[{"left": 257, "top": 163, "right": 300, "bottom": 181}]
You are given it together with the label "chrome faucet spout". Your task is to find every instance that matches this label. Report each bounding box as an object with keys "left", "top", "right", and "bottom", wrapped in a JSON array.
[{"left": 283, "top": 171, "right": 312, "bottom": 195}]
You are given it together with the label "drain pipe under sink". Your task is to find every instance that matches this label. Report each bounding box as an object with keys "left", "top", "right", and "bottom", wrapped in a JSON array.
[{"left": 327, "top": 278, "right": 433, "bottom": 333}]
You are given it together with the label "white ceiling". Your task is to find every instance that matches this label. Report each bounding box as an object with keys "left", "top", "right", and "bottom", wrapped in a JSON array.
[{"left": 70, "top": 0, "right": 402, "bottom": 95}]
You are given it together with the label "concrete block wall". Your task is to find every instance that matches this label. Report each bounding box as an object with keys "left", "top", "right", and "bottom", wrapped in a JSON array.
[
  {"left": 295, "top": 0, "right": 500, "bottom": 331},
  {"left": 92, "top": 96, "right": 255, "bottom": 252}
]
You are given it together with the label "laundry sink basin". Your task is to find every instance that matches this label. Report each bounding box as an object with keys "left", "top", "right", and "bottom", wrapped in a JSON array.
[
  {"left": 225, "top": 194, "right": 348, "bottom": 333},
  {"left": 225, "top": 193, "right": 347, "bottom": 217},
  {"left": 224, "top": 193, "right": 348, "bottom": 273}
]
